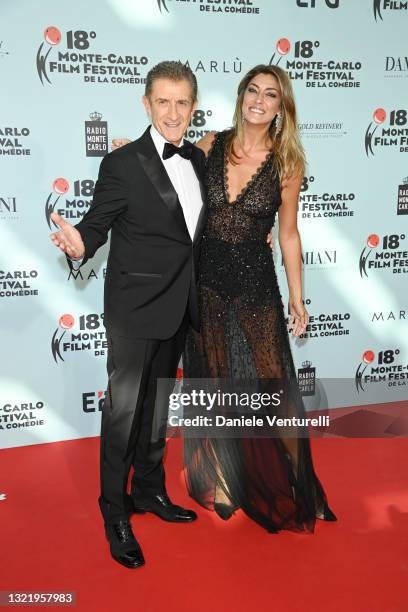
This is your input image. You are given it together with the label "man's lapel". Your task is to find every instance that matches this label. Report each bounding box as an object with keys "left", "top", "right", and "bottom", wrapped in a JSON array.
[{"left": 135, "top": 127, "right": 188, "bottom": 234}]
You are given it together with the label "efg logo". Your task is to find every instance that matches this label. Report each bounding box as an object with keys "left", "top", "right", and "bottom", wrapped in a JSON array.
[
  {"left": 45, "top": 177, "right": 94, "bottom": 229},
  {"left": 299, "top": 175, "right": 356, "bottom": 219},
  {"left": 296, "top": 0, "right": 340, "bottom": 7},
  {"left": 269, "top": 37, "right": 361, "bottom": 89},
  {"left": 82, "top": 390, "right": 106, "bottom": 413},
  {"left": 374, "top": 0, "right": 408, "bottom": 22},
  {"left": 51, "top": 313, "right": 107, "bottom": 364},
  {"left": 359, "top": 233, "right": 408, "bottom": 278},
  {"left": 355, "top": 348, "right": 407, "bottom": 393},
  {"left": 36, "top": 26, "right": 148, "bottom": 86},
  {"left": 365, "top": 108, "right": 408, "bottom": 156}
]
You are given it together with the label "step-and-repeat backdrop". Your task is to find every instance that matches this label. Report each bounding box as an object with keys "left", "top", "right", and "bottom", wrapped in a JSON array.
[{"left": 1, "top": 0, "right": 407, "bottom": 448}]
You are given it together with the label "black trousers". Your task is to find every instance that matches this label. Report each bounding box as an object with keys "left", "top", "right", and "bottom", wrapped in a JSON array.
[{"left": 99, "top": 313, "right": 189, "bottom": 525}]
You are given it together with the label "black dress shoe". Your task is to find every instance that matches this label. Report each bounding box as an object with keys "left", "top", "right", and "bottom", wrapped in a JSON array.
[
  {"left": 132, "top": 491, "right": 197, "bottom": 523},
  {"left": 105, "top": 520, "right": 145, "bottom": 569}
]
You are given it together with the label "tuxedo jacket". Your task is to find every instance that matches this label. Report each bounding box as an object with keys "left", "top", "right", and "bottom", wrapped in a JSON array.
[{"left": 73, "top": 126, "right": 207, "bottom": 340}]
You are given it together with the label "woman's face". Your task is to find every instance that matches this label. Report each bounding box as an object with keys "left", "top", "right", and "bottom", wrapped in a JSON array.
[{"left": 242, "top": 72, "right": 282, "bottom": 129}]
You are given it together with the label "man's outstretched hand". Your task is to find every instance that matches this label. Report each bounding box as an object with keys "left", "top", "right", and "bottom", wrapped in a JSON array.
[{"left": 50, "top": 212, "right": 85, "bottom": 259}]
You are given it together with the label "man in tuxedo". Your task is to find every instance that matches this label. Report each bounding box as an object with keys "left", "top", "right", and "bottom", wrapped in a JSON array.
[{"left": 49, "top": 61, "right": 206, "bottom": 569}]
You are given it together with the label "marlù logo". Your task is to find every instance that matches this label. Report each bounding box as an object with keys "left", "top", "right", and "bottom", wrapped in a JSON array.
[
  {"left": 397, "top": 177, "right": 408, "bottom": 215},
  {"left": 365, "top": 108, "right": 408, "bottom": 156},
  {"left": 85, "top": 111, "right": 108, "bottom": 157},
  {"left": 298, "top": 361, "right": 316, "bottom": 396},
  {"left": 0, "top": 270, "right": 39, "bottom": 299},
  {"left": 157, "top": 0, "right": 261, "bottom": 15},
  {"left": 269, "top": 37, "right": 361, "bottom": 89},
  {"left": 373, "top": 0, "right": 408, "bottom": 22},
  {"left": 0, "top": 196, "right": 18, "bottom": 219},
  {"left": 0, "top": 401, "right": 45, "bottom": 432},
  {"left": 355, "top": 348, "right": 407, "bottom": 393},
  {"left": 299, "top": 299, "right": 351, "bottom": 340},
  {"left": 36, "top": 26, "right": 148, "bottom": 86},
  {"left": 51, "top": 313, "right": 107, "bottom": 364},
  {"left": 45, "top": 177, "right": 94, "bottom": 229},
  {"left": 82, "top": 390, "right": 106, "bottom": 413},
  {"left": 299, "top": 175, "right": 356, "bottom": 219},
  {"left": 0, "top": 127, "right": 31, "bottom": 157},
  {"left": 359, "top": 233, "right": 408, "bottom": 278}
]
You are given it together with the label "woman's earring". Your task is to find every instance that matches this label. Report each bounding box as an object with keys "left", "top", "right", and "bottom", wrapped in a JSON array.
[{"left": 275, "top": 111, "right": 283, "bottom": 135}]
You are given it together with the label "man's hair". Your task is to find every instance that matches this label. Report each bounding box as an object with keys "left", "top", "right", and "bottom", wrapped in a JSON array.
[{"left": 145, "top": 61, "right": 198, "bottom": 101}]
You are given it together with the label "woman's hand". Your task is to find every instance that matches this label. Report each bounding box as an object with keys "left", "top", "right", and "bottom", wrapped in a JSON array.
[
  {"left": 266, "top": 232, "right": 274, "bottom": 252},
  {"left": 111, "top": 138, "right": 131, "bottom": 151},
  {"left": 287, "top": 297, "right": 308, "bottom": 337}
]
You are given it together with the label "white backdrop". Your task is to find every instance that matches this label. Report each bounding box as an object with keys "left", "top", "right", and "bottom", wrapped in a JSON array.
[{"left": 1, "top": 0, "right": 407, "bottom": 449}]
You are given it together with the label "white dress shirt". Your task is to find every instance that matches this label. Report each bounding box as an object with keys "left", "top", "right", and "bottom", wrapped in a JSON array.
[
  {"left": 71, "top": 125, "right": 203, "bottom": 269},
  {"left": 150, "top": 124, "right": 203, "bottom": 240}
]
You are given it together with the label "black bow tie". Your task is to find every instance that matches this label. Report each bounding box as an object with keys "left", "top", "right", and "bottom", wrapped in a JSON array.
[{"left": 162, "top": 141, "right": 193, "bottom": 161}]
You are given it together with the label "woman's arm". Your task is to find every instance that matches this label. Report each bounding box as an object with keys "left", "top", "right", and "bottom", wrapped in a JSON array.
[
  {"left": 277, "top": 172, "right": 308, "bottom": 336},
  {"left": 196, "top": 131, "right": 217, "bottom": 157}
]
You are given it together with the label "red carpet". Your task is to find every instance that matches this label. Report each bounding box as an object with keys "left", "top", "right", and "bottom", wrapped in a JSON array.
[{"left": 1, "top": 434, "right": 407, "bottom": 611}]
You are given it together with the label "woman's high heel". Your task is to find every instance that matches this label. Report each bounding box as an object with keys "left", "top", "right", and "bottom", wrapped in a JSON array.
[
  {"left": 214, "top": 502, "right": 236, "bottom": 521},
  {"left": 316, "top": 503, "right": 337, "bottom": 522}
]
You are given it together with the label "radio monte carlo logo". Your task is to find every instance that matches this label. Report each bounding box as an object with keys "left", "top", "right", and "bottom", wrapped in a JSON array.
[{"left": 36, "top": 26, "right": 148, "bottom": 86}]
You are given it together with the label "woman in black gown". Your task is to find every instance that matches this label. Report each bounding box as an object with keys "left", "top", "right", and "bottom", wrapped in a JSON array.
[{"left": 182, "top": 64, "right": 336, "bottom": 533}]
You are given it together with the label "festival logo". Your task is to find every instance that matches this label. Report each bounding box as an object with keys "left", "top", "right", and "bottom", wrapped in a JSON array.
[
  {"left": 299, "top": 175, "right": 356, "bottom": 219},
  {"left": 0, "top": 401, "right": 45, "bottom": 432},
  {"left": 269, "top": 37, "right": 362, "bottom": 89},
  {"left": 397, "top": 177, "right": 408, "bottom": 215},
  {"left": 36, "top": 26, "right": 148, "bottom": 86},
  {"left": 85, "top": 111, "right": 108, "bottom": 157},
  {"left": 296, "top": 0, "right": 340, "bottom": 7},
  {"left": 185, "top": 109, "right": 215, "bottom": 142},
  {"left": 365, "top": 108, "right": 408, "bottom": 156},
  {"left": 157, "top": 0, "right": 262, "bottom": 15},
  {"left": 0, "top": 196, "right": 18, "bottom": 220},
  {"left": 359, "top": 233, "right": 408, "bottom": 278},
  {"left": 82, "top": 390, "right": 106, "bottom": 413},
  {"left": 0, "top": 270, "right": 39, "bottom": 299},
  {"left": 0, "top": 126, "right": 31, "bottom": 157},
  {"left": 299, "top": 299, "right": 351, "bottom": 339},
  {"left": 373, "top": 0, "right": 408, "bottom": 22},
  {"left": 45, "top": 177, "right": 94, "bottom": 229},
  {"left": 355, "top": 348, "right": 407, "bottom": 393},
  {"left": 298, "top": 361, "right": 316, "bottom": 396},
  {"left": 51, "top": 313, "right": 107, "bottom": 364}
]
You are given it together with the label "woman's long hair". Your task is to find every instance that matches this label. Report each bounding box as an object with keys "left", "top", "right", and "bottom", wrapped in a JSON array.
[{"left": 226, "top": 64, "right": 305, "bottom": 180}]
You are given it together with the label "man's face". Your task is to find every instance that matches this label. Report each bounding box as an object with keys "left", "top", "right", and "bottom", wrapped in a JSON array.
[{"left": 143, "top": 78, "right": 196, "bottom": 145}]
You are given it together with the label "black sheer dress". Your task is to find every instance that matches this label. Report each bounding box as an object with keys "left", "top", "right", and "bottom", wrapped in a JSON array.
[{"left": 183, "top": 130, "right": 333, "bottom": 533}]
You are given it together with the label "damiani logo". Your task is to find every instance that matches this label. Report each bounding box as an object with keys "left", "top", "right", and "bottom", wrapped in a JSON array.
[{"left": 373, "top": 0, "right": 408, "bottom": 22}]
